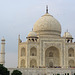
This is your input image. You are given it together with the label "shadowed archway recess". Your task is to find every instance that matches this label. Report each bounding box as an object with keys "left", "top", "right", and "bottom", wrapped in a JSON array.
[
  {"left": 68, "top": 60, "right": 74, "bottom": 67},
  {"left": 45, "top": 46, "right": 60, "bottom": 67},
  {"left": 30, "top": 59, "right": 37, "bottom": 68}
]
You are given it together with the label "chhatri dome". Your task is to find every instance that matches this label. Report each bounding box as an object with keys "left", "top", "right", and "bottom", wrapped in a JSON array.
[
  {"left": 1, "top": 37, "right": 5, "bottom": 41},
  {"left": 33, "top": 5, "right": 61, "bottom": 36},
  {"left": 63, "top": 30, "right": 73, "bottom": 38},
  {"left": 28, "top": 30, "right": 37, "bottom": 37}
]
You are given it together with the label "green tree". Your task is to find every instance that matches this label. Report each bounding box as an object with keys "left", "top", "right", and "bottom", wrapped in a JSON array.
[
  {"left": 0, "top": 64, "right": 9, "bottom": 75},
  {"left": 11, "top": 70, "right": 22, "bottom": 75}
]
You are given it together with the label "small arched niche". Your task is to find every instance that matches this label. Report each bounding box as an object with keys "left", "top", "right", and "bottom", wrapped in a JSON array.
[
  {"left": 30, "top": 47, "right": 37, "bottom": 56},
  {"left": 21, "top": 47, "right": 25, "bottom": 56},
  {"left": 68, "top": 60, "right": 74, "bottom": 67},
  {"left": 20, "top": 59, "right": 25, "bottom": 68},
  {"left": 30, "top": 59, "right": 37, "bottom": 68},
  {"left": 68, "top": 48, "right": 74, "bottom": 57}
]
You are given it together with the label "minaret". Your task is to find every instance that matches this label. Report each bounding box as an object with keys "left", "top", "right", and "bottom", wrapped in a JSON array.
[{"left": 0, "top": 37, "right": 5, "bottom": 66}]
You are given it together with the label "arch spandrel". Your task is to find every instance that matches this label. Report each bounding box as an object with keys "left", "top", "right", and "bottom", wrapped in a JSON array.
[
  {"left": 45, "top": 46, "right": 60, "bottom": 52},
  {"left": 44, "top": 43, "right": 61, "bottom": 52},
  {"left": 68, "top": 47, "right": 75, "bottom": 50},
  {"left": 68, "top": 47, "right": 74, "bottom": 50},
  {"left": 29, "top": 46, "right": 37, "bottom": 49}
]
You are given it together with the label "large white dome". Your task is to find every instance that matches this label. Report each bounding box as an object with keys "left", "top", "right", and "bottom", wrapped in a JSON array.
[{"left": 33, "top": 13, "right": 61, "bottom": 36}]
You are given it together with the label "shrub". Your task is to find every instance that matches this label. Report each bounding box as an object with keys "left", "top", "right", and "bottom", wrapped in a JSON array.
[
  {"left": 0, "top": 64, "right": 9, "bottom": 75},
  {"left": 11, "top": 70, "right": 22, "bottom": 75}
]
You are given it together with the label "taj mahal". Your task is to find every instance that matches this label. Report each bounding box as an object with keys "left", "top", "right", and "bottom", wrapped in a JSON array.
[{"left": 0, "top": 6, "right": 75, "bottom": 75}]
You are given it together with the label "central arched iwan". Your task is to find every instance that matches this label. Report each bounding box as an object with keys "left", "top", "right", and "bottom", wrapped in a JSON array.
[{"left": 45, "top": 46, "right": 60, "bottom": 67}]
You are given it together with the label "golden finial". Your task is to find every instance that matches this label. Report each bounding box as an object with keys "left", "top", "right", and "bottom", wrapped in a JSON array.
[{"left": 46, "top": 5, "right": 48, "bottom": 13}]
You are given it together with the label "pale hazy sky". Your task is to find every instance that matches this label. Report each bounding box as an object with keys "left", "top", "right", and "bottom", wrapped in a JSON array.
[{"left": 0, "top": 0, "right": 75, "bottom": 68}]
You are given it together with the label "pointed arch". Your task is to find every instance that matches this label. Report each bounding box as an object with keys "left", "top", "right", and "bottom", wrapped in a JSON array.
[
  {"left": 30, "top": 47, "right": 37, "bottom": 56},
  {"left": 21, "top": 59, "right": 25, "bottom": 68},
  {"left": 30, "top": 59, "right": 37, "bottom": 68},
  {"left": 68, "top": 60, "right": 74, "bottom": 67},
  {"left": 45, "top": 46, "right": 60, "bottom": 67},
  {"left": 21, "top": 47, "right": 25, "bottom": 56},
  {"left": 68, "top": 48, "right": 74, "bottom": 57}
]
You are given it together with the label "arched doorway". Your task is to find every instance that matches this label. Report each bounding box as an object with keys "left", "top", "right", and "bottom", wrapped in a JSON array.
[
  {"left": 68, "top": 48, "right": 74, "bottom": 57},
  {"left": 49, "top": 62, "right": 53, "bottom": 68},
  {"left": 21, "top": 47, "right": 25, "bottom": 56},
  {"left": 21, "top": 59, "right": 25, "bottom": 68},
  {"left": 30, "top": 59, "right": 37, "bottom": 68},
  {"left": 45, "top": 46, "right": 60, "bottom": 67},
  {"left": 68, "top": 60, "right": 74, "bottom": 67},
  {"left": 30, "top": 47, "right": 37, "bottom": 56}
]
